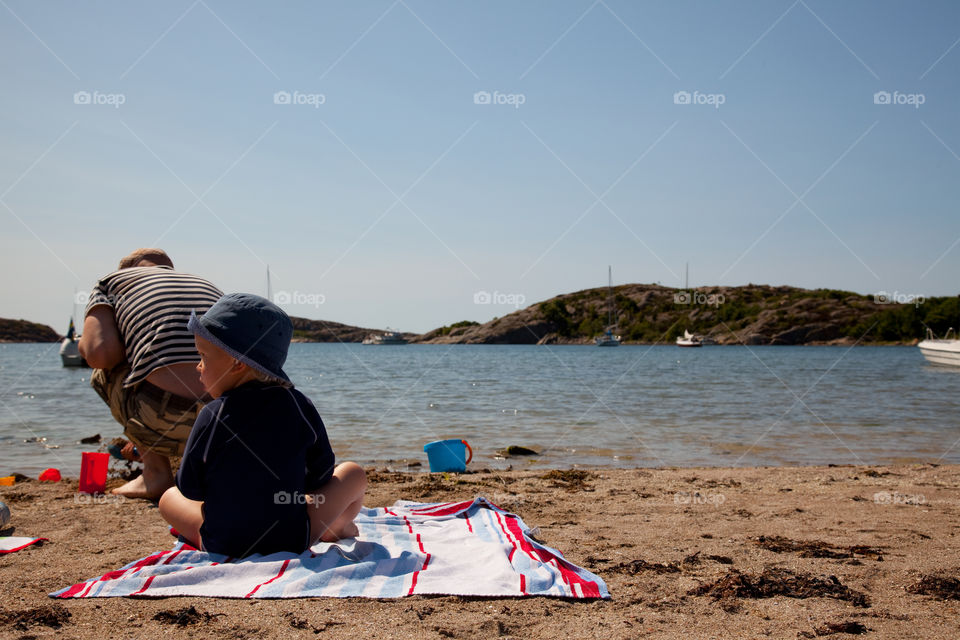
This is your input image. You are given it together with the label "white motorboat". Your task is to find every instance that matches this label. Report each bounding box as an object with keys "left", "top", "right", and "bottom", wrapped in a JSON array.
[
  {"left": 676, "top": 329, "right": 702, "bottom": 348},
  {"left": 363, "top": 330, "right": 408, "bottom": 345},
  {"left": 595, "top": 266, "right": 621, "bottom": 347},
  {"left": 918, "top": 328, "right": 960, "bottom": 367}
]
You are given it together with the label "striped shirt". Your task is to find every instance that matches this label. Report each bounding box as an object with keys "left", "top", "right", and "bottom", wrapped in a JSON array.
[{"left": 85, "top": 266, "right": 223, "bottom": 388}]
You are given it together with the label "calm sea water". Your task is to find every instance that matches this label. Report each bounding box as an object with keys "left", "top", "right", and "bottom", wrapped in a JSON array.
[{"left": 1, "top": 342, "right": 958, "bottom": 477}]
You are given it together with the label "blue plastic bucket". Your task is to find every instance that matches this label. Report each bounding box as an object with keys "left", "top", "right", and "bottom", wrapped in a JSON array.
[{"left": 423, "top": 439, "right": 473, "bottom": 473}]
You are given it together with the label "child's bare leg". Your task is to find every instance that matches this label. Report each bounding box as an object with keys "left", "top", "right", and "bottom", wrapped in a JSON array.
[
  {"left": 158, "top": 486, "right": 204, "bottom": 548},
  {"left": 307, "top": 462, "right": 367, "bottom": 545}
]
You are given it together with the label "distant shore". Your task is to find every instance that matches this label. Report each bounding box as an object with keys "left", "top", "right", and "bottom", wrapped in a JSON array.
[
  {"left": 6, "top": 280, "right": 957, "bottom": 346},
  {"left": 2, "top": 463, "right": 958, "bottom": 638}
]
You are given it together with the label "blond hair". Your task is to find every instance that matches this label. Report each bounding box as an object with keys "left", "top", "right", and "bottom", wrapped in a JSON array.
[{"left": 233, "top": 360, "right": 292, "bottom": 388}]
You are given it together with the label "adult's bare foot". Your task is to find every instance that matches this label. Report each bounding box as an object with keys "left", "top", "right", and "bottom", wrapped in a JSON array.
[
  {"left": 111, "top": 450, "right": 174, "bottom": 500},
  {"left": 112, "top": 475, "right": 152, "bottom": 499}
]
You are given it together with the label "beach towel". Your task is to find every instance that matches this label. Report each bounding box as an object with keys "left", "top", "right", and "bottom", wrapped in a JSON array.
[
  {"left": 51, "top": 497, "right": 609, "bottom": 599},
  {"left": 0, "top": 537, "right": 47, "bottom": 554}
]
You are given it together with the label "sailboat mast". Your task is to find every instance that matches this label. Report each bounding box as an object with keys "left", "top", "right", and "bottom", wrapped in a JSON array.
[
  {"left": 608, "top": 265, "right": 613, "bottom": 327},
  {"left": 266, "top": 265, "right": 272, "bottom": 302}
]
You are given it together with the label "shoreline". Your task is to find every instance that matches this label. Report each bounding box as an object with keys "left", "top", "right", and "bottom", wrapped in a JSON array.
[
  {"left": 2, "top": 463, "right": 958, "bottom": 638},
  {"left": 3, "top": 339, "right": 926, "bottom": 345}
]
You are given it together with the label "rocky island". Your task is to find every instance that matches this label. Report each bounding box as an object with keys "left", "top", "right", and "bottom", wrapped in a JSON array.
[
  {"left": 416, "top": 284, "right": 958, "bottom": 346},
  {"left": 0, "top": 319, "right": 60, "bottom": 343}
]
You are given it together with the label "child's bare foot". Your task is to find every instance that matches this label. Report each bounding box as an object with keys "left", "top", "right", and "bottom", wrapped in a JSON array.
[{"left": 320, "top": 521, "right": 359, "bottom": 543}]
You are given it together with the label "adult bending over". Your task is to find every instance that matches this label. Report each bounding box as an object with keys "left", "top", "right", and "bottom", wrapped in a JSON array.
[{"left": 79, "top": 248, "right": 222, "bottom": 499}]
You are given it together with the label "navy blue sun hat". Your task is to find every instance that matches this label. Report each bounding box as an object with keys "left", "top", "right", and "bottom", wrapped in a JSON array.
[{"left": 188, "top": 293, "right": 293, "bottom": 384}]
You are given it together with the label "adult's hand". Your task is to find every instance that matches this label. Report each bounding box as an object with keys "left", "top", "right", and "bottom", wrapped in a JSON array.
[
  {"left": 121, "top": 441, "right": 142, "bottom": 462},
  {"left": 78, "top": 305, "right": 125, "bottom": 369}
]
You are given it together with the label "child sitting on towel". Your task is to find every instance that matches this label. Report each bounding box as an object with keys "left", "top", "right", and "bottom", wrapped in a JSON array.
[{"left": 158, "top": 293, "right": 366, "bottom": 557}]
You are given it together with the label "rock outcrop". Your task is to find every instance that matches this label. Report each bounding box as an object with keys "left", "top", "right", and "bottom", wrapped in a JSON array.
[
  {"left": 0, "top": 319, "right": 60, "bottom": 343},
  {"left": 290, "top": 317, "right": 415, "bottom": 343}
]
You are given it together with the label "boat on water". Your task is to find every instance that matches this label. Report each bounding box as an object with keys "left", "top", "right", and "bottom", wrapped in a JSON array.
[
  {"left": 595, "top": 266, "right": 621, "bottom": 347},
  {"left": 595, "top": 329, "right": 621, "bottom": 347},
  {"left": 59, "top": 318, "right": 88, "bottom": 367},
  {"left": 363, "top": 330, "right": 408, "bottom": 345},
  {"left": 676, "top": 329, "right": 702, "bottom": 348},
  {"left": 918, "top": 328, "right": 960, "bottom": 367}
]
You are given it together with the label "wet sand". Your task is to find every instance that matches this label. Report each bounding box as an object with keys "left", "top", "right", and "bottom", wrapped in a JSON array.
[{"left": 1, "top": 464, "right": 959, "bottom": 639}]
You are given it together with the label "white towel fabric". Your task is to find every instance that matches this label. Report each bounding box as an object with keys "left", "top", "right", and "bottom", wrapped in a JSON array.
[{"left": 52, "top": 497, "right": 608, "bottom": 599}]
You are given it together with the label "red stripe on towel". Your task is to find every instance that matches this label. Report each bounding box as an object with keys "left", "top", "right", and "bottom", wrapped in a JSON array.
[
  {"left": 494, "top": 512, "right": 518, "bottom": 563},
  {"left": 502, "top": 515, "right": 601, "bottom": 598},
  {"left": 493, "top": 512, "right": 523, "bottom": 594},
  {"left": 407, "top": 533, "right": 431, "bottom": 595},
  {"left": 131, "top": 575, "right": 156, "bottom": 596},
  {"left": 411, "top": 500, "right": 475, "bottom": 517},
  {"left": 0, "top": 537, "right": 47, "bottom": 554},
  {"left": 66, "top": 550, "right": 172, "bottom": 597},
  {"left": 244, "top": 559, "right": 291, "bottom": 598},
  {"left": 409, "top": 500, "right": 452, "bottom": 513}
]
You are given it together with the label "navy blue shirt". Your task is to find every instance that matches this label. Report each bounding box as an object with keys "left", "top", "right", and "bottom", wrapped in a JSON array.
[{"left": 177, "top": 381, "right": 336, "bottom": 557}]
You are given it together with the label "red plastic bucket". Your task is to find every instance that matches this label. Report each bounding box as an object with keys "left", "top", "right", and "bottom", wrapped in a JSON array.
[{"left": 78, "top": 452, "right": 109, "bottom": 494}]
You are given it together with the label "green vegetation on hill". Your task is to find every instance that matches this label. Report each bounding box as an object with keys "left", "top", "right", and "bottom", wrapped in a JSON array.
[
  {"left": 419, "top": 284, "right": 959, "bottom": 345},
  {"left": 437, "top": 320, "right": 480, "bottom": 336},
  {"left": 541, "top": 286, "right": 958, "bottom": 344}
]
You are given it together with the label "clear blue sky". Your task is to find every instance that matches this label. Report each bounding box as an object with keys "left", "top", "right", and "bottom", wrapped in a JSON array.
[{"left": 2, "top": 1, "right": 959, "bottom": 334}]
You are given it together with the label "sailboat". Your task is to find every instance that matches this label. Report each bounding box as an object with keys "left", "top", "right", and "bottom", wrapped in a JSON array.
[
  {"left": 59, "top": 317, "right": 88, "bottom": 367},
  {"left": 595, "top": 266, "right": 621, "bottom": 347},
  {"left": 676, "top": 329, "right": 702, "bottom": 348},
  {"left": 676, "top": 262, "right": 701, "bottom": 347}
]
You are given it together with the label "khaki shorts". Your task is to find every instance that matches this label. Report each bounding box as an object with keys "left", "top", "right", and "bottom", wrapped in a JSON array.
[{"left": 91, "top": 365, "right": 203, "bottom": 458}]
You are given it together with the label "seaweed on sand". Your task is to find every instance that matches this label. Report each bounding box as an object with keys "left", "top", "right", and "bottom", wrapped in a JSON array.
[
  {"left": 0, "top": 605, "right": 71, "bottom": 631},
  {"left": 540, "top": 470, "right": 595, "bottom": 491},
  {"left": 753, "top": 535, "right": 883, "bottom": 560},
  {"left": 906, "top": 574, "right": 960, "bottom": 600},
  {"left": 689, "top": 568, "right": 871, "bottom": 608}
]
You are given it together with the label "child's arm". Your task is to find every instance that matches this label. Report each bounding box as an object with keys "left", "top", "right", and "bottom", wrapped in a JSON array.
[{"left": 292, "top": 391, "right": 366, "bottom": 544}]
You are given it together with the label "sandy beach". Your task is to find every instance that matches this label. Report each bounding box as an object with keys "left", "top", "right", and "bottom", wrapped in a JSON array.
[{"left": 1, "top": 463, "right": 959, "bottom": 639}]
